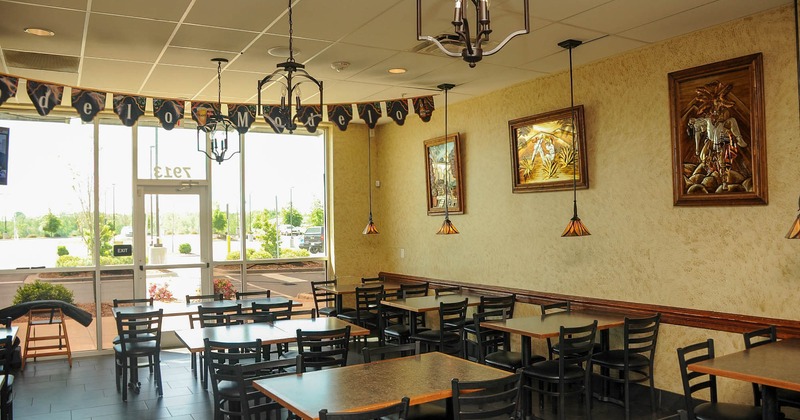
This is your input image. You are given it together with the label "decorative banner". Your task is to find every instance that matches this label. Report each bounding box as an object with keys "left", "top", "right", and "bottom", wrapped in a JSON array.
[
  {"left": 386, "top": 99, "right": 409, "bottom": 126},
  {"left": 191, "top": 101, "right": 217, "bottom": 129},
  {"left": 327, "top": 104, "right": 353, "bottom": 131},
  {"left": 113, "top": 94, "right": 146, "bottom": 127},
  {"left": 71, "top": 89, "right": 106, "bottom": 122},
  {"left": 296, "top": 105, "right": 323, "bottom": 133},
  {"left": 357, "top": 102, "right": 382, "bottom": 129},
  {"left": 0, "top": 75, "right": 19, "bottom": 107},
  {"left": 413, "top": 96, "right": 435, "bottom": 122},
  {"left": 228, "top": 104, "right": 256, "bottom": 134},
  {"left": 26, "top": 81, "right": 63, "bottom": 116},
  {"left": 153, "top": 98, "right": 184, "bottom": 130},
  {"left": 262, "top": 105, "right": 288, "bottom": 134}
]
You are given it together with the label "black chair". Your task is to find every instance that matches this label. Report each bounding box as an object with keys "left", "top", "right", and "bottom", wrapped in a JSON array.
[
  {"left": 361, "top": 276, "right": 383, "bottom": 284},
  {"left": 311, "top": 280, "right": 354, "bottom": 318},
  {"left": 465, "top": 294, "right": 516, "bottom": 360},
  {"left": 676, "top": 339, "right": 762, "bottom": 420},
  {"left": 743, "top": 326, "right": 800, "bottom": 410},
  {"left": 521, "top": 321, "right": 597, "bottom": 420},
  {"left": 378, "top": 290, "right": 407, "bottom": 345},
  {"left": 204, "top": 338, "right": 300, "bottom": 420},
  {"left": 252, "top": 301, "right": 293, "bottom": 359},
  {"left": 410, "top": 299, "right": 468, "bottom": 357},
  {"left": 0, "top": 334, "right": 14, "bottom": 420},
  {"left": 187, "top": 294, "right": 225, "bottom": 328},
  {"left": 235, "top": 290, "right": 271, "bottom": 300},
  {"left": 434, "top": 286, "right": 461, "bottom": 296},
  {"left": 319, "top": 396, "right": 410, "bottom": 420},
  {"left": 337, "top": 284, "right": 383, "bottom": 346},
  {"left": 540, "top": 301, "right": 570, "bottom": 360},
  {"left": 591, "top": 313, "right": 661, "bottom": 420},
  {"left": 197, "top": 304, "right": 242, "bottom": 386},
  {"left": 113, "top": 309, "right": 163, "bottom": 402},
  {"left": 1, "top": 317, "right": 20, "bottom": 372},
  {"left": 297, "top": 326, "right": 351, "bottom": 371},
  {"left": 472, "top": 310, "right": 544, "bottom": 372},
  {"left": 452, "top": 373, "right": 523, "bottom": 420},
  {"left": 381, "top": 284, "right": 432, "bottom": 345},
  {"left": 112, "top": 299, "right": 155, "bottom": 374}
]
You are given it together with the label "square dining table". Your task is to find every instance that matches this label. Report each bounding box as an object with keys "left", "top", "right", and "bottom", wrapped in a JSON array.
[
  {"left": 0, "top": 326, "right": 18, "bottom": 340},
  {"left": 315, "top": 281, "right": 403, "bottom": 314},
  {"left": 253, "top": 351, "right": 510, "bottom": 420},
  {"left": 480, "top": 309, "right": 627, "bottom": 366},
  {"left": 380, "top": 293, "right": 483, "bottom": 335},
  {"left": 688, "top": 338, "right": 800, "bottom": 420}
]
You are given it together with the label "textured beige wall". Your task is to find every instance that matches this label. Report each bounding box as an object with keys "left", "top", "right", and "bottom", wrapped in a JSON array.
[{"left": 367, "top": 5, "right": 800, "bottom": 400}]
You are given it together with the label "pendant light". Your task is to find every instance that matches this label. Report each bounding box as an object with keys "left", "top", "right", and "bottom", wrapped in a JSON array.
[
  {"left": 363, "top": 129, "right": 378, "bottom": 235},
  {"left": 559, "top": 39, "right": 590, "bottom": 237},
  {"left": 437, "top": 83, "right": 459, "bottom": 235},
  {"left": 787, "top": 0, "right": 800, "bottom": 239},
  {"left": 197, "top": 58, "right": 239, "bottom": 164}
]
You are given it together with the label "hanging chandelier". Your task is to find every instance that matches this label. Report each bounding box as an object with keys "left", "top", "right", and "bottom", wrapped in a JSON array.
[
  {"left": 436, "top": 83, "right": 459, "bottom": 235},
  {"left": 257, "top": 0, "right": 323, "bottom": 134},
  {"left": 363, "top": 129, "right": 379, "bottom": 235},
  {"left": 559, "top": 39, "right": 590, "bottom": 237},
  {"left": 197, "top": 58, "right": 239, "bottom": 164},
  {"left": 416, "top": 0, "right": 530, "bottom": 68}
]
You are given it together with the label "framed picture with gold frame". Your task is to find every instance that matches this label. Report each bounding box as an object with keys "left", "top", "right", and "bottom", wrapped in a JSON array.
[
  {"left": 668, "top": 53, "right": 767, "bottom": 206},
  {"left": 508, "top": 106, "right": 588, "bottom": 193},
  {"left": 424, "top": 133, "right": 464, "bottom": 215}
]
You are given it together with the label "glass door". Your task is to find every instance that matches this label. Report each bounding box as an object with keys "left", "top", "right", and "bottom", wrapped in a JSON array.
[{"left": 134, "top": 185, "right": 210, "bottom": 314}]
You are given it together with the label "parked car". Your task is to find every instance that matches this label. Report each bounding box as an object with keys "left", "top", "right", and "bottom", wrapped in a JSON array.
[
  {"left": 279, "top": 224, "right": 294, "bottom": 236},
  {"left": 299, "top": 226, "right": 324, "bottom": 253}
]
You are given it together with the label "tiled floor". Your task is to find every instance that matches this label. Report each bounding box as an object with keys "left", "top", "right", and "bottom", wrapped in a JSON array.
[{"left": 9, "top": 347, "right": 684, "bottom": 420}]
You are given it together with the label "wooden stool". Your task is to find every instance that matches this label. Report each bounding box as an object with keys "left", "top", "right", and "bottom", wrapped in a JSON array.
[{"left": 22, "top": 307, "right": 72, "bottom": 368}]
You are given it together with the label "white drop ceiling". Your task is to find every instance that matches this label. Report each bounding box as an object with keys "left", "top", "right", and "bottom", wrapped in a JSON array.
[{"left": 0, "top": 0, "right": 791, "bottom": 108}]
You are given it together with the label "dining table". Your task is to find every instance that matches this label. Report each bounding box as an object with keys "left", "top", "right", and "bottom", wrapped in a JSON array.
[
  {"left": 380, "top": 292, "right": 483, "bottom": 335},
  {"left": 480, "top": 309, "right": 627, "bottom": 367},
  {"left": 315, "top": 281, "right": 403, "bottom": 314},
  {"left": 0, "top": 326, "right": 18, "bottom": 340},
  {"left": 252, "top": 351, "right": 510, "bottom": 420},
  {"left": 687, "top": 338, "right": 800, "bottom": 420}
]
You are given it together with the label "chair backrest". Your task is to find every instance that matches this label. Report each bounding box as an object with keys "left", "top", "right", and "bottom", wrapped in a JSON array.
[
  {"left": 0, "top": 334, "right": 13, "bottom": 374},
  {"left": 623, "top": 313, "right": 661, "bottom": 361},
  {"left": 198, "top": 303, "right": 242, "bottom": 327},
  {"left": 400, "top": 282, "right": 429, "bottom": 298},
  {"left": 112, "top": 297, "right": 154, "bottom": 307},
  {"left": 186, "top": 293, "right": 224, "bottom": 303},
  {"left": 235, "top": 290, "right": 271, "bottom": 299},
  {"left": 311, "top": 280, "right": 337, "bottom": 311},
  {"left": 472, "top": 309, "right": 510, "bottom": 364},
  {"left": 479, "top": 294, "right": 516, "bottom": 319},
  {"left": 677, "top": 338, "right": 718, "bottom": 419},
  {"left": 439, "top": 298, "right": 468, "bottom": 355},
  {"left": 743, "top": 326, "right": 776, "bottom": 406},
  {"left": 355, "top": 283, "right": 384, "bottom": 313},
  {"left": 252, "top": 301, "right": 293, "bottom": 321},
  {"left": 361, "top": 276, "right": 383, "bottom": 284},
  {"left": 451, "top": 372, "right": 523, "bottom": 420},
  {"left": 114, "top": 309, "right": 163, "bottom": 356},
  {"left": 540, "top": 301, "right": 570, "bottom": 315},
  {"left": 291, "top": 308, "right": 318, "bottom": 319},
  {"left": 435, "top": 285, "right": 462, "bottom": 296},
  {"left": 297, "top": 326, "right": 351, "bottom": 371},
  {"left": 362, "top": 341, "right": 421, "bottom": 363},
  {"left": 319, "top": 396, "right": 410, "bottom": 420},
  {"left": 556, "top": 321, "right": 597, "bottom": 370}
]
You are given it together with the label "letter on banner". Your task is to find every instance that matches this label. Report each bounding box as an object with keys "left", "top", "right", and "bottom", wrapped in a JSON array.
[
  {"left": 26, "top": 81, "right": 63, "bottom": 116},
  {"left": 386, "top": 99, "right": 409, "bottom": 126},
  {"left": 413, "top": 96, "right": 435, "bottom": 122},
  {"left": 262, "top": 105, "right": 288, "bottom": 134},
  {"left": 191, "top": 101, "right": 217, "bottom": 131},
  {"left": 357, "top": 102, "right": 382, "bottom": 129},
  {"left": 228, "top": 104, "right": 255, "bottom": 134},
  {"left": 71, "top": 89, "right": 106, "bottom": 122},
  {"left": 297, "top": 105, "right": 322, "bottom": 133},
  {"left": 113, "top": 95, "right": 147, "bottom": 127},
  {"left": 153, "top": 99, "right": 185, "bottom": 130},
  {"left": 0, "top": 76, "right": 19, "bottom": 107},
  {"left": 327, "top": 104, "right": 353, "bottom": 131}
]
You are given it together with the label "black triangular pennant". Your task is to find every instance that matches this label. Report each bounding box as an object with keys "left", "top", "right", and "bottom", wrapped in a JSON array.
[
  {"left": 297, "top": 105, "right": 323, "bottom": 133},
  {"left": 262, "top": 105, "right": 288, "bottom": 134},
  {"left": 26, "top": 81, "right": 63, "bottom": 116},
  {"left": 113, "top": 95, "right": 146, "bottom": 127},
  {"left": 0, "top": 76, "right": 19, "bottom": 107},
  {"left": 327, "top": 104, "right": 353, "bottom": 131},
  {"left": 386, "top": 99, "right": 409, "bottom": 126},
  {"left": 153, "top": 99, "right": 185, "bottom": 130},
  {"left": 413, "top": 96, "right": 435, "bottom": 122},
  {"left": 357, "top": 102, "right": 382, "bottom": 129},
  {"left": 228, "top": 104, "right": 256, "bottom": 134},
  {"left": 71, "top": 88, "right": 106, "bottom": 122}
]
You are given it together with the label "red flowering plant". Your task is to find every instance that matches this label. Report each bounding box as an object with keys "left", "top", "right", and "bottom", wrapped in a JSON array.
[
  {"left": 213, "top": 278, "right": 237, "bottom": 300},
  {"left": 148, "top": 282, "right": 176, "bottom": 302}
]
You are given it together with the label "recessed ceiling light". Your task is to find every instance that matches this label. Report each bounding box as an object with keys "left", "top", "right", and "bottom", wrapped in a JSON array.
[
  {"left": 268, "top": 46, "right": 299, "bottom": 58},
  {"left": 388, "top": 68, "right": 407, "bottom": 74},
  {"left": 24, "top": 27, "right": 55, "bottom": 37}
]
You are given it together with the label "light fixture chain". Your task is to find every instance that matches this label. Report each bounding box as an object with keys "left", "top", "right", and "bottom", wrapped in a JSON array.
[
  {"left": 367, "top": 130, "right": 373, "bottom": 215},
  {"left": 217, "top": 60, "right": 222, "bottom": 106},
  {"left": 288, "top": 0, "right": 294, "bottom": 62},
  {"left": 443, "top": 87, "right": 450, "bottom": 218},
  {"left": 569, "top": 46, "right": 578, "bottom": 210}
]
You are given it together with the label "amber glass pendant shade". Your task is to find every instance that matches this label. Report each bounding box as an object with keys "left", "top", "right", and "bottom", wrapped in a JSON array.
[
  {"left": 787, "top": 214, "right": 800, "bottom": 239},
  {"left": 437, "top": 217, "right": 459, "bottom": 235},
  {"left": 562, "top": 215, "right": 591, "bottom": 237},
  {"left": 363, "top": 217, "right": 379, "bottom": 235}
]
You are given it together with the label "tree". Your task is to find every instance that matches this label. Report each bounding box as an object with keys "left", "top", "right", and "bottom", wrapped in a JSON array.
[
  {"left": 41, "top": 210, "right": 62, "bottom": 237},
  {"left": 282, "top": 207, "right": 303, "bottom": 227},
  {"left": 251, "top": 209, "right": 278, "bottom": 256},
  {"left": 212, "top": 206, "right": 227, "bottom": 236},
  {"left": 308, "top": 199, "right": 324, "bottom": 227}
]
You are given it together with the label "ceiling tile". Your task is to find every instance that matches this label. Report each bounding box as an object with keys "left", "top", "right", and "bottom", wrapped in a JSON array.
[
  {"left": 159, "top": 48, "right": 239, "bottom": 69},
  {"left": 352, "top": 52, "right": 455, "bottom": 89},
  {"left": 0, "top": 2, "right": 86, "bottom": 57},
  {"left": 184, "top": 0, "right": 284, "bottom": 32},
  {"left": 228, "top": 34, "right": 332, "bottom": 73},
  {"left": 7, "top": 0, "right": 87, "bottom": 9},
  {"left": 341, "top": 1, "right": 419, "bottom": 51},
  {"left": 141, "top": 64, "right": 218, "bottom": 99},
  {"left": 301, "top": 44, "right": 399, "bottom": 82},
  {"left": 563, "top": 0, "right": 716, "bottom": 34},
  {"left": 170, "top": 25, "right": 259, "bottom": 54},
  {"left": 91, "top": 0, "right": 190, "bottom": 21},
  {"left": 84, "top": 14, "right": 177, "bottom": 62},
  {"left": 530, "top": 0, "right": 613, "bottom": 21},
  {"left": 482, "top": 22, "right": 606, "bottom": 68},
  {"left": 519, "top": 35, "right": 646, "bottom": 73},
  {"left": 317, "top": 80, "right": 394, "bottom": 104},
  {"left": 268, "top": 0, "right": 401, "bottom": 42},
  {"left": 79, "top": 58, "right": 153, "bottom": 93}
]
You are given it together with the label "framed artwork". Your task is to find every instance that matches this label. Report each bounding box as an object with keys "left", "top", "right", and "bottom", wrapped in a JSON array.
[
  {"left": 424, "top": 133, "right": 464, "bottom": 215},
  {"left": 508, "top": 106, "right": 588, "bottom": 193},
  {"left": 668, "top": 53, "right": 767, "bottom": 206}
]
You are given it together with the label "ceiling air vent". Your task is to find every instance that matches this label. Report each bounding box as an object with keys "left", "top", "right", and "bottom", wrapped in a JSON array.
[{"left": 4, "top": 50, "right": 80, "bottom": 73}]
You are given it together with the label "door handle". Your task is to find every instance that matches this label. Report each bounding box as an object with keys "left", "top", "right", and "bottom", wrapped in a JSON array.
[{"left": 139, "top": 265, "right": 144, "bottom": 271}]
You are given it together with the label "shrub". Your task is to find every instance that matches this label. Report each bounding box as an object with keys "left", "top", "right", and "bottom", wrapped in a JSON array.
[
  {"left": 56, "top": 255, "right": 90, "bottom": 267},
  {"left": 213, "top": 278, "right": 237, "bottom": 300},
  {"left": 99, "top": 255, "right": 134, "bottom": 265},
  {"left": 148, "top": 282, "right": 176, "bottom": 302},
  {"left": 279, "top": 248, "right": 310, "bottom": 258},
  {"left": 227, "top": 248, "right": 273, "bottom": 261},
  {"left": 13, "top": 280, "right": 75, "bottom": 305},
  {"left": 179, "top": 243, "right": 192, "bottom": 254},
  {"left": 56, "top": 245, "right": 69, "bottom": 256}
]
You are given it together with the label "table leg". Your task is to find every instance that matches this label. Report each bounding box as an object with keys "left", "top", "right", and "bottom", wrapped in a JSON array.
[
  {"left": 521, "top": 336, "right": 532, "bottom": 367},
  {"left": 336, "top": 295, "right": 343, "bottom": 315},
  {"left": 762, "top": 385, "right": 778, "bottom": 420}
]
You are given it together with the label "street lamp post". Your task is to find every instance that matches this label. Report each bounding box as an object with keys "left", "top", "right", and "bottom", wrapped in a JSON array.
[
  {"left": 289, "top": 187, "right": 294, "bottom": 248},
  {"left": 112, "top": 183, "right": 116, "bottom": 232}
]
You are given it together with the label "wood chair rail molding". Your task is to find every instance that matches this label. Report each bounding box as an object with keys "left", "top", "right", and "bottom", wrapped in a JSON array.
[{"left": 379, "top": 272, "right": 800, "bottom": 338}]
